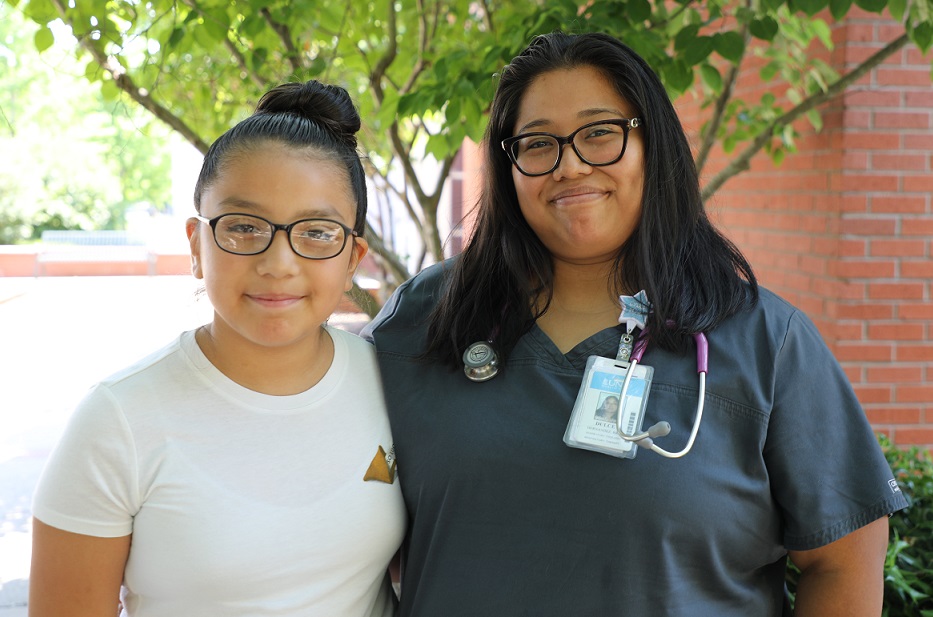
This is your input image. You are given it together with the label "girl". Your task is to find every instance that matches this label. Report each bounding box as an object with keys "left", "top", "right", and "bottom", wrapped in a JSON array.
[{"left": 30, "top": 80, "right": 405, "bottom": 616}]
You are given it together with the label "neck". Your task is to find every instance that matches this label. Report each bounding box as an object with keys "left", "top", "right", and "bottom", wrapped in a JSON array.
[
  {"left": 196, "top": 323, "right": 333, "bottom": 396},
  {"left": 535, "top": 259, "right": 622, "bottom": 353}
]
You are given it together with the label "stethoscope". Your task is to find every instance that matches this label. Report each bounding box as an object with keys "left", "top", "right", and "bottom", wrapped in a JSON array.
[
  {"left": 615, "top": 330, "right": 708, "bottom": 458},
  {"left": 462, "top": 329, "right": 709, "bottom": 459}
]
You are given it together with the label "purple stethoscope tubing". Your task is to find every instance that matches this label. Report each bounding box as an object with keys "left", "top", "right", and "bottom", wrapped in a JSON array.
[{"left": 616, "top": 331, "right": 709, "bottom": 459}]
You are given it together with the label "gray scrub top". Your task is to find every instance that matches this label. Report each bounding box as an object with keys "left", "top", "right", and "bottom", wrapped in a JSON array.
[{"left": 364, "top": 261, "right": 907, "bottom": 617}]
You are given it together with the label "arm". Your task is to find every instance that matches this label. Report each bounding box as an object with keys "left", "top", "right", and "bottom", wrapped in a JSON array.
[
  {"left": 788, "top": 516, "right": 888, "bottom": 617},
  {"left": 29, "top": 518, "right": 131, "bottom": 617}
]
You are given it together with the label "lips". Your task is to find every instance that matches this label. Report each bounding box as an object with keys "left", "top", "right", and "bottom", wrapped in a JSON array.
[
  {"left": 549, "top": 185, "right": 609, "bottom": 206},
  {"left": 247, "top": 293, "right": 304, "bottom": 308}
]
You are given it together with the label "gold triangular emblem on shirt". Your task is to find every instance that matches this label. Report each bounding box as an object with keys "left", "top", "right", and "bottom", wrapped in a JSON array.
[{"left": 363, "top": 445, "right": 397, "bottom": 484}]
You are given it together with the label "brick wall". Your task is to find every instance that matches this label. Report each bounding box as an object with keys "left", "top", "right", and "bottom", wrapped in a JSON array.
[{"left": 678, "top": 10, "right": 932, "bottom": 447}]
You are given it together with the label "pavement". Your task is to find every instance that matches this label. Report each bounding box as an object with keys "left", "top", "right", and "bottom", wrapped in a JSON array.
[{"left": 0, "top": 275, "right": 370, "bottom": 614}]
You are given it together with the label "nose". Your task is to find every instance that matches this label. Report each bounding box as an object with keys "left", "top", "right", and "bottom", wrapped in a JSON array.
[
  {"left": 552, "top": 143, "right": 592, "bottom": 180},
  {"left": 256, "top": 229, "right": 301, "bottom": 277}
]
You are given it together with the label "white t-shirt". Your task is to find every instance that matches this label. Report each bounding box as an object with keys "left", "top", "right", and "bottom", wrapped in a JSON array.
[{"left": 33, "top": 326, "right": 406, "bottom": 617}]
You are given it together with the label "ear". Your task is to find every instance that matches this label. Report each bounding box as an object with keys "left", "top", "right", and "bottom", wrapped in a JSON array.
[
  {"left": 344, "top": 236, "right": 369, "bottom": 292},
  {"left": 186, "top": 217, "right": 203, "bottom": 280}
]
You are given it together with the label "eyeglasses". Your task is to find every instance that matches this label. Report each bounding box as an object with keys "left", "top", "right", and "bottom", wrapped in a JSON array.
[
  {"left": 501, "top": 118, "right": 642, "bottom": 177},
  {"left": 194, "top": 213, "right": 358, "bottom": 260}
]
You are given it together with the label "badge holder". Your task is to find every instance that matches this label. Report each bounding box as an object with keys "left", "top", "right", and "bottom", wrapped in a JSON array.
[{"left": 564, "top": 332, "right": 654, "bottom": 459}]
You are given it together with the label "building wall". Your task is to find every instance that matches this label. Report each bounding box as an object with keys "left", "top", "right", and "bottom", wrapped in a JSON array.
[{"left": 678, "top": 9, "right": 932, "bottom": 447}]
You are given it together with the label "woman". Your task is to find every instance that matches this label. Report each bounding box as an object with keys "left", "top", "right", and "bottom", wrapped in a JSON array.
[
  {"left": 363, "top": 32, "right": 906, "bottom": 616},
  {"left": 30, "top": 80, "right": 405, "bottom": 616}
]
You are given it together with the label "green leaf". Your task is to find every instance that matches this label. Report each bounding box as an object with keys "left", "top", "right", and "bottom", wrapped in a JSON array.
[
  {"left": 33, "top": 26, "right": 54, "bottom": 53},
  {"left": 887, "top": 0, "right": 906, "bottom": 21},
  {"left": 700, "top": 64, "right": 723, "bottom": 92},
  {"left": 201, "top": 8, "right": 230, "bottom": 43},
  {"left": 853, "top": 0, "right": 886, "bottom": 12},
  {"left": 166, "top": 27, "right": 185, "bottom": 51},
  {"left": 662, "top": 60, "right": 693, "bottom": 94},
  {"left": 911, "top": 21, "right": 933, "bottom": 53},
  {"left": 712, "top": 31, "right": 745, "bottom": 63},
  {"left": 250, "top": 47, "right": 267, "bottom": 72},
  {"left": 628, "top": 0, "right": 652, "bottom": 22},
  {"left": 674, "top": 24, "right": 701, "bottom": 51},
  {"left": 749, "top": 17, "right": 779, "bottom": 41},
  {"left": 100, "top": 79, "right": 120, "bottom": 101},
  {"left": 760, "top": 61, "right": 780, "bottom": 82},
  {"left": 806, "top": 108, "right": 823, "bottom": 131},
  {"left": 791, "top": 0, "right": 829, "bottom": 16},
  {"left": 682, "top": 35, "right": 714, "bottom": 65},
  {"left": 829, "top": 0, "right": 853, "bottom": 20},
  {"left": 23, "top": 0, "right": 57, "bottom": 24}
]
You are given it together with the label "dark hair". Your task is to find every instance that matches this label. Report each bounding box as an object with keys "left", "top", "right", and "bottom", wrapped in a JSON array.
[
  {"left": 425, "top": 31, "right": 757, "bottom": 368},
  {"left": 193, "top": 80, "right": 367, "bottom": 235}
]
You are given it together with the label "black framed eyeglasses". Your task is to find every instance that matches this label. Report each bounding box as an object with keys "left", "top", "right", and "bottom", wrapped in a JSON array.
[
  {"left": 194, "top": 213, "right": 358, "bottom": 260},
  {"left": 501, "top": 118, "right": 642, "bottom": 177}
]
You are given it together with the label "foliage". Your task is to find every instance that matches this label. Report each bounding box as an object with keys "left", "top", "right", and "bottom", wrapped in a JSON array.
[
  {"left": 5, "top": 0, "right": 933, "bottom": 304},
  {"left": 786, "top": 435, "right": 933, "bottom": 616},
  {"left": 0, "top": 2, "right": 175, "bottom": 242}
]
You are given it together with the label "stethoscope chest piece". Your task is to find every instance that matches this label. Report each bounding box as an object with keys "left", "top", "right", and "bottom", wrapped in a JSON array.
[{"left": 463, "top": 341, "right": 499, "bottom": 382}]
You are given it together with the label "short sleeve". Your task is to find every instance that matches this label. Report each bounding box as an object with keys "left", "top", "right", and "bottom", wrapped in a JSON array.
[
  {"left": 764, "top": 311, "right": 907, "bottom": 550},
  {"left": 32, "top": 384, "right": 139, "bottom": 537}
]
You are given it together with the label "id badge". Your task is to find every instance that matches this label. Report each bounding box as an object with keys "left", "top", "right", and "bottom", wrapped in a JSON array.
[{"left": 563, "top": 355, "right": 654, "bottom": 459}]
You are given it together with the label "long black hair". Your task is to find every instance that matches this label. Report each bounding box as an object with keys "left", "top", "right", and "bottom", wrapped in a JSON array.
[
  {"left": 193, "top": 80, "right": 367, "bottom": 235},
  {"left": 424, "top": 32, "right": 757, "bottom": 368}
]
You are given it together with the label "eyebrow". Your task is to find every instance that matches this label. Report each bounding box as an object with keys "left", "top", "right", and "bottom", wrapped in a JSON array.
[
  {"left": 214, "top": 197, "right": 342, "bottom": 220},
  {"left": 516, "top": 107, "right": 627, "bottom": 134}
]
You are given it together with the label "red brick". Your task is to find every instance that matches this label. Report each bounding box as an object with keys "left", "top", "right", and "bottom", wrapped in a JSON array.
[
  {"left": 868, "top": 323, "right": 925, "bottom": 340},
  {"left": 896, "top": 345, "right": 933, "bottom": 362},
  {"left": 870, "top": 240, "right": 927, "bottom": 257},
  {"left": 843, "top": 132, "right": 901, "bottom": 150},
  {"left": 905, "top": 91, "right": 933, "bottom": 108},
  {"left": 868, "top": 282, "right": 925, "bottom": 299},
  {"left": 855, "top": 385, "right": 894, "bottom": 403},
  {"left": 835, "top": 303, "right": 894, "bottom": 320},
  {"left": 904, "top": 47, "right": 933, "bottom": 65},
  {"left": 866, "top": 366, "right": 924, "bottom": 383},
  {"left": 844, "top": 24, "right": 878, "bottom": 43},
  {"left": 832, "top": 174, "right": 899, "bottom": 192},
  {"left": 835, "top": 343, "right": 894, "bottom": 362},
  {"left": 891, "top": 427, "right": 933, "bottom": 446},
  {"left": 899, "top": 304, "right": 933, "bottom": 320},
  {"left": 871, "top": 153, "right": 928, "bottom": 171},
  {"left": 903, "top": 174, "right": 933, "bottom": 192},
  {"left": 871, "top": 195, "right": 929, "bottom": 214},
  {"left": 875, "top": 68, "right": 933, "bottom": 87},
  {"left": 844, "top": 89, "right": 902, "bottom": 107},
  {"left": 834, "top": 321, "right": 865, "bottom": 340},
  {"left": 844, "top": 110, "right": 873, "bottom": 128},
  {"left": 902, "top": 217, "right": 933, "bottom": 236},
  {"left": 832, "top": 259, "right": 896, "bottom": 278},
  {"left": 897, "top": 386, "right": 933, "bottom": 403},
  {"left": 902, "top": 260, "right": 933, "bottom": 278},
  {"left": 841, "top": 151, "right": 870, "bottom": 170},
  {"left": 865, "top": 407, "right": 922, "bottom": 424},
  {"left": 840, "top": 217, "right": 897, "bottom": 235},
  {"left": 904, "top": 134, "right": 933, "bottom": 150},
  {"left": 842, "top": 364, "right": 863, "bottom": 383}
]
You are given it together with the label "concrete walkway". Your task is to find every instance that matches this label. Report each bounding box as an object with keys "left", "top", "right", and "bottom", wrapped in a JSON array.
[{"left": 0, "top": 275, "right": 370, "bottom": 612}]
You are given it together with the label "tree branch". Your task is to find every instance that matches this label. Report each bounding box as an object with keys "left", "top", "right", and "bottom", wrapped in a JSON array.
[
  {"left": 260, "top": 7, "right": 302, "bottom": 73},
  {"left": 364, "top": 221, "right": 411, "bottom": 285},
  {"left": 49, "top": 0, "right": 210, "bottom": 153},
  {"left": 695, "top": 15, "right": 750, "bottom": 175},
  {"left": 701, "top": 32, "right": 909, "bottom": 201}
]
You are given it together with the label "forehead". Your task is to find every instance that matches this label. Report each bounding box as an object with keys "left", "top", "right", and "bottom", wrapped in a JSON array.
[
  {"left": 206, "top": 143, "right": 356, "bottom": 222},
  {"left": 514, "top": 66, "right": 636, "bottom": 132}
]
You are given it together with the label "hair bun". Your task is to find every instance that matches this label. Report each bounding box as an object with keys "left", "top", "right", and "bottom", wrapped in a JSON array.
[{"left": 255, "top": 80, "right": 361, "bottom": 149}]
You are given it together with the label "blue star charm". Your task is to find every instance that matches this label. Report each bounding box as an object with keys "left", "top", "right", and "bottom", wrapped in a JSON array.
[{"left": 618, "top": 290, "right": 651, "bottom": 333}]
